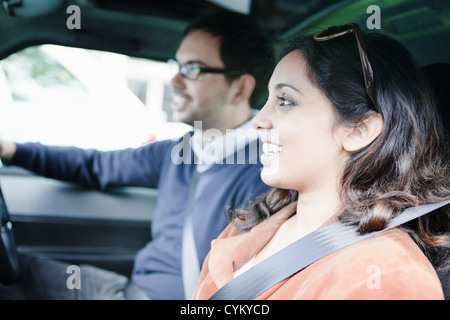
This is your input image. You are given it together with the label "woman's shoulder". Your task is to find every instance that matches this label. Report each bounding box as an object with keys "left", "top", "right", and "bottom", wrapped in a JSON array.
[
  {"left": 335, "top": 228, "right": 435, "bottom": 273},
  {"left": 287, "top": 228, "right": 444, "bottom": 299}
]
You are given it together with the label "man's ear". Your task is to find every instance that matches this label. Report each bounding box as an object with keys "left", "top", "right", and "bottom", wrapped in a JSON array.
[
  {"left": 230, "top": 74, "right": 255, "bottom": 106},
  {"left": 342, "top": 113, "right": 383, "bottom": 152}
]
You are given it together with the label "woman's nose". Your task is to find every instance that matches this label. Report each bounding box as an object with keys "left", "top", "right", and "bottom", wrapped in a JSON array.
[{"left": 252, "top": 103, "right": 273, "bottom": 131}]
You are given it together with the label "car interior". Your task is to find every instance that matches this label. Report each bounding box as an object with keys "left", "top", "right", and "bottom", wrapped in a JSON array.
[{"left": 0, "top": 0, "right": 449, "bottom": 298}]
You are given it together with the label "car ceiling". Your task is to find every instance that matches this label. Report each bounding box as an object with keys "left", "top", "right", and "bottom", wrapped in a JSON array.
[
  {"left": 0, "top": 0, "right": 346, "bottom": 61},
  {"left": 0, "top": 0, "right": 449, "bottom": 67}
]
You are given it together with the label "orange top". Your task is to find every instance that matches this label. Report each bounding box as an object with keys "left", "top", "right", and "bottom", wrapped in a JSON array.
[{"left": 193, "top": 203, "right": 444, "bottom": 300}]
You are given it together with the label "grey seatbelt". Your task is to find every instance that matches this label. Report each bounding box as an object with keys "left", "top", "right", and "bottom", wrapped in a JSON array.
[
  {"left": 182, "top": 166, "right": 200, "bottom": 299},
  {"left": 210, "top": 200, "right": 450, "bottom": 300},
  {"left": 124, "top": 280, "right": 150, "bottom": 300}
]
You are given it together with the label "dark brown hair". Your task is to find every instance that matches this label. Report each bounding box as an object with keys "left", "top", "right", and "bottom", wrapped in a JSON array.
[
  {"left": 228, "top": 32, "right": 450, "bottom": 269},
  {"left": 184, "top": 11, "right": 275, "bottom": 109}
]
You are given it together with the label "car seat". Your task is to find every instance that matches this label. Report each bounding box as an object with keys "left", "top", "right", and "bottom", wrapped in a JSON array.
[
  {"left": 421, "top": 63, "right": 450, "bottom": 137},
  {"left": 421, "top": 62, "right": 450, "bottom": 300}
]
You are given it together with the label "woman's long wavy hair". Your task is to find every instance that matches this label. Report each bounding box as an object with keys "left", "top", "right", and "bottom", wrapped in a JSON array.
[{"left": 228, "top": 31, "right": 450, "bottom": 269}]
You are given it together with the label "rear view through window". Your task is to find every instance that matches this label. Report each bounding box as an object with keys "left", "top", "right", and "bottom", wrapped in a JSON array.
[{"left": 0, "top": 45, "right": 190, "bottom": 152}]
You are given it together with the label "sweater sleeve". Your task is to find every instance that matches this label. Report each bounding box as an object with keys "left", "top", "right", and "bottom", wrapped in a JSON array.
[{"left": 4, "top": 141, "right": 173, "bottom": 190}]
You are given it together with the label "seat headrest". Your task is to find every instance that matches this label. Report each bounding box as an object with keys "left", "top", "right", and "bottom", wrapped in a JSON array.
[{"left": 421, "top": 63, "right": 450, "bottom": 136}]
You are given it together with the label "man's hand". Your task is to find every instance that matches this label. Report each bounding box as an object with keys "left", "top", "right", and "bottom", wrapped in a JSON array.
[{"left": 0, "top": 137, "right": 16, "bottom": 160}]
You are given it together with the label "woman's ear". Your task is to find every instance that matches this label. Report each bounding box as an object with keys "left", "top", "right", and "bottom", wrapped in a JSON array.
[
  {"left": 342, "top": 113, "right": 383, "bottom": 152},
  {"left": 230, "top": 74, "right": 255, "bottom": 106}
]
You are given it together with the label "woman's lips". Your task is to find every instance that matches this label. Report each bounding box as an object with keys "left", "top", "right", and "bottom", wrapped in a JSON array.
[{"left": 262, "top": 142, "right": 283, "bottom": 156}]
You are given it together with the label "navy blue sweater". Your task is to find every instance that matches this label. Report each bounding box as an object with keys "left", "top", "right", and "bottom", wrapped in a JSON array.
[{"left": 9, "top": 135, "right": 270, "bottom": 299}]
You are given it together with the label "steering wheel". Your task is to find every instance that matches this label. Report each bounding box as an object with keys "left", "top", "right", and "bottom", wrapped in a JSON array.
[{"left": 0, "top": 182, "right": 19, "bottom": 285}]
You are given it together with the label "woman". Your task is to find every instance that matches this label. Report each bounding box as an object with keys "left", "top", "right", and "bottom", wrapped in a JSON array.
[{"left": 193, "top": 24, "right": 450, "bottom": 300}]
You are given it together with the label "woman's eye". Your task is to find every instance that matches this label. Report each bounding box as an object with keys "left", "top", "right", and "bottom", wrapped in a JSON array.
[{"left": 277, "top": 95, "right": 295, "bottom": 108}]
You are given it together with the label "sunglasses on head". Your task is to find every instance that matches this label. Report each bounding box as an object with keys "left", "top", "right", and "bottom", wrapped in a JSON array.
[{"left": 314, "top": 23, "right": 378, "bottom": 111}]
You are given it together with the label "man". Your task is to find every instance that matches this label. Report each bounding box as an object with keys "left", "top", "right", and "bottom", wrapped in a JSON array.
[{"left": 0, "top": 11, "right": 274, "bottom": 299}]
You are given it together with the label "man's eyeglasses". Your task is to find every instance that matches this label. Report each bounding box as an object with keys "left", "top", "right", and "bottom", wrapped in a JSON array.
[
  {"left": 313, "top": 23, "right": 378, "bottom": 111},
  {"left": 168, "top": 59, "right": 242, "bottom": 80}
]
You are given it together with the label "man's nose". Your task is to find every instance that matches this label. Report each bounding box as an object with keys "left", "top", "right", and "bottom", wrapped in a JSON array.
[{"left": 169, "top": 71, "right": 186, "bottom": 89}]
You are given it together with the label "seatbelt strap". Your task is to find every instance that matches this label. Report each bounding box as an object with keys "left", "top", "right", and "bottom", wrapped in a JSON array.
[
  {"left": 182, "top": 165, "right": 200, "bottom": 299},
  {"left": 210, "top": 200, "right": 450, "bottom": 300},
  {"left": 124, "top": 280, "right": 150, "bottom": 300}
]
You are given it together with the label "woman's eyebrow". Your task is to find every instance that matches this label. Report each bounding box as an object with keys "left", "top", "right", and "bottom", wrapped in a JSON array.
[{"left": 274, "top": 83, "right": 301, "bottom": 93}]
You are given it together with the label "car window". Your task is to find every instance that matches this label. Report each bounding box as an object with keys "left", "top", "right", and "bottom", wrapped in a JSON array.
[
  {"left": 1, "top": 46, "right": 88, "bottom": 104},
  {"left": 0, "top": 45, "right": 191, "bottom": 154}
]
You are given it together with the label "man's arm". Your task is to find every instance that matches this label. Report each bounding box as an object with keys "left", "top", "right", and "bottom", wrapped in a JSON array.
[
  {"left": 0, "top": 137, "right": 170, "bottom": 190},
  {"left": 0, "top": 138, "right": 16, "bottom": 160}
]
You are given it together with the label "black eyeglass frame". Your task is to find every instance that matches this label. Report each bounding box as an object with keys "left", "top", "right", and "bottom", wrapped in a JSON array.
[
  {"left": 168, "top": 59, "right": 243, "bottom": 80},
  {"left": 313, "top": 23, "right": 378, "bottom": 111}
]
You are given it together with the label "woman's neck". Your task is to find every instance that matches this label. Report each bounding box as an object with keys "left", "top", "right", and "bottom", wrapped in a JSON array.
[
  {"left": 293, "top": 180, "right": 342, "bottom": 236},
  {"left": 252, "top": 180, "right": 343, "bottom": 267}
]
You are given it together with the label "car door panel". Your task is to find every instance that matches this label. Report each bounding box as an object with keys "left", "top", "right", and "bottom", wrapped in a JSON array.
[{"left": 0, "top": 166, "right": 156, "bottom": 276}]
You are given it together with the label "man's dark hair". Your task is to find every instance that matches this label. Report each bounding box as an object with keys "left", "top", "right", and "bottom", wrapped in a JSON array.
[{"left": 183, "top": 11, "right": 275, "bottom": 109}]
